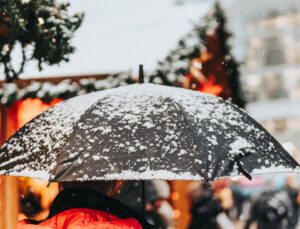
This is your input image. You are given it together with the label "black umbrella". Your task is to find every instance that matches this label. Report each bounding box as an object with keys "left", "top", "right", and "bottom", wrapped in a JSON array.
[{"left": 0, "top": 80, "right": 299, "bottom": 182}]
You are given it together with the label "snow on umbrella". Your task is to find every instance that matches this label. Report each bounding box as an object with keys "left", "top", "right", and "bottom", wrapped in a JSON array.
[{"left": 0, "top": 83, "right": 299, "bottom": 182}]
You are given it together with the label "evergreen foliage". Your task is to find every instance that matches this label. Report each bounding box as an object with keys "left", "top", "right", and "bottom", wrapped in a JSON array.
[
  {"left": 0, "top": 0, "right": 84, "bottom": 82},
  {"left": 208, "top": 2, "right": 245, "bottom": 107},
  {"left": 150, "top": 2, "right": 245, "bottom": 107}
]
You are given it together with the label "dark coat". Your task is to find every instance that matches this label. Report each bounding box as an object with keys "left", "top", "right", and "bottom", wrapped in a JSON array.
[
  {"left": 245, "top": 189, "right": 298, "bottom": 229},
  {"left": 19, "top": 188, "right": 154, "bottom": 229}
]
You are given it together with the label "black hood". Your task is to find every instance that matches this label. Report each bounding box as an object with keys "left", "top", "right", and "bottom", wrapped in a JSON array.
[{"left": 47, "top": 188, "right": 154, "bottom": 229}]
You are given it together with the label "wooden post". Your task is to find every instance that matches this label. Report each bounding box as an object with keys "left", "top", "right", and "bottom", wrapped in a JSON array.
[
  {"left": 0, "top": 176, "right": 18, "bottom": 229},
  {"left": 0, "top": 105, "right": 19, "bottom": 229},
  {"left": 172, "top": 180, "right": 192, "bottom": 229}
]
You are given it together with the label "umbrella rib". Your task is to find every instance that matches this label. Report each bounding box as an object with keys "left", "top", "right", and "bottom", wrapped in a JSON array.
[
  {"left": 167, "top": 97, "right": 253, "bottom": 181},
  {"left": 211, "top": 99, "right": 252, "bottom": 180},
  {"left": 167, "top": 98, "right": 209, "bottom": 182},
  {"left": 48, "top": 96, "right": 112, "bottom": 183},
  {"left": 234, "top": 156, "right": 252, "bottom": 180},
  {"left": 227, "top": 101, "right": 300, "bottom": 173}
]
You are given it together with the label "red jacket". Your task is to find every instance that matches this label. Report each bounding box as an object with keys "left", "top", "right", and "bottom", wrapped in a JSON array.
[{"left": 17, "top": 208, "right": 142, "bottom": 229}]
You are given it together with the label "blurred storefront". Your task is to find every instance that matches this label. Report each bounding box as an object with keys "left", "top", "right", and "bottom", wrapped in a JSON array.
[{"left": 227, "top": 0, "right": 300, "bottom": 154}]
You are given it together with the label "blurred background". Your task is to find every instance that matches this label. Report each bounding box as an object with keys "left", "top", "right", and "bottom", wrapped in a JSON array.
[{"left": 0, "top": 0, "right": 300, "bottom": 228}]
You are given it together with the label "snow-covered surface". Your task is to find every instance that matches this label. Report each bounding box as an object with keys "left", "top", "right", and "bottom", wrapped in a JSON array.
[
  {"left": 0, "top": 169, "right": 50, "bottom": 180},
  {"left": 0, "top": 91, "right": 106, "bottom": 180},
  {"left": 0, "top": 0, "right": 211, "bottom": 80},
  {"left": 229, "top": 136, "right": 254, "bottom": 157},
  {"left": 90, "top": 169, "right": 204, "bottom": 181},
  {"left": 251, "top": 165, "right": 300, "bottom": 175},
  {"left": 0, "top": 84, "right": 299, "bottom": 181}
]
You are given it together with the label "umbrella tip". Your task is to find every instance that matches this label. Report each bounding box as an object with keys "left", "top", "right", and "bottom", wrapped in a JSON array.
[{"left": 139, "top": 64, "right": 144, "bottom": 84}]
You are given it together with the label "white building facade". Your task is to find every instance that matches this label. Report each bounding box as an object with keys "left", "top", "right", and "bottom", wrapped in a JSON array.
[{"left": 227, "top": 0, "right": 300, "bottom": 154}]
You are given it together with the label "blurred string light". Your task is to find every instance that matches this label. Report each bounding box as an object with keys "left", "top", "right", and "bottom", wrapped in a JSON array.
[
  {"left": 1, "top": 44, "right": 10, "bottom": 55},
  {"left": 170, "top": 192, "right": 180, "bottom": 201},
  {"left": 246, "top": 74, "right": 261, "bottom": 88},
  {"left": 173, "top": 209, "right": 181, "bottom": 218},
  {"left": 37, "top": 17, "right": 44, "bottom": 25}
]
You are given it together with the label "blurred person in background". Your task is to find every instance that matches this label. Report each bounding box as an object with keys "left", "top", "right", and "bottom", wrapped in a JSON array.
[
  {"left": 18, "top": 188, "right": 43, "bottom": 220},
  {"left": 115, "top": 180, "right": 175, "bottom": 229},
  {"left": 145, "top": 196, "right": 175, "bottom": 229},
  {"left": 18, "top": 178, "right": 58, "bottom": 221},
  {"left": 245, "top": 188, "right": 299, "bottom": 229},
  {"left": 187, "top": 182, "right": 234, "bottom": 229},
  {"left": 230, "top": 174, "right": 286, "bottom": 220}
]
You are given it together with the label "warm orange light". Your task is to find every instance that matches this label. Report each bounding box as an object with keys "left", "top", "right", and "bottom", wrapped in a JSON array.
[
  {"left": 171, "top": 192, "right": 180, "bottom": 201},
  {"left": 173, "top": 209, "right": 181, "bottom": 218},
  {"left": 183, "top": 54, "right": 225, "bottom": 96},
  {"left": 199, "top": 75, "right": 223, "bottom": 96},
  {"left": 17, "top": 98, "right": 62, "bottom": 129}
]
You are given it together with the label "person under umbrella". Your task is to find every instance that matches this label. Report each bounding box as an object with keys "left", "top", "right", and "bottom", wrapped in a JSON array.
[
  {"left": 17, "top": 180, "right": 153, "bottom": 229},
  {"left": 1, "top": 70, "right": 300, "bottom": 228},
  {"left": 245, "top": 188, "right": 299, "bottom": 229}
]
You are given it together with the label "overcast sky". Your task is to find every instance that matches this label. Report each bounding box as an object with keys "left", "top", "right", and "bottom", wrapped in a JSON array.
[{"left": 1, "top": 0, "right": 214, "bottom": 80}]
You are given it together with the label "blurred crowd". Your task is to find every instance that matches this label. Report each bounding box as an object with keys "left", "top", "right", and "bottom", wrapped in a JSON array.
[
  {"left": 18, "top": 172, "right": 300, "bottom": 229},
  {"left": 187, "top": 173, "right": 300, "bottom": 229}
]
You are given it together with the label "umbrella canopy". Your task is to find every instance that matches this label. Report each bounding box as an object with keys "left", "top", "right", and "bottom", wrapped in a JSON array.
[{"left": 0, "top": 83, "right": 299, "bottom": 182}]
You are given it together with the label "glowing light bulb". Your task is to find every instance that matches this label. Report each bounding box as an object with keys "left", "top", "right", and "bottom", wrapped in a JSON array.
[
  {"left": 171, "top": 192, "right": 180, "bottom": 201},
  {"left": 38, "top": 17, "right": 45, "bottom": 25}
]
